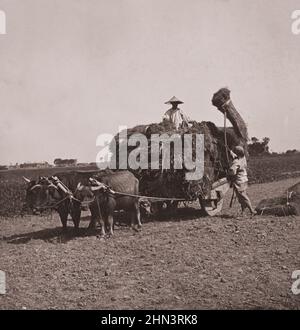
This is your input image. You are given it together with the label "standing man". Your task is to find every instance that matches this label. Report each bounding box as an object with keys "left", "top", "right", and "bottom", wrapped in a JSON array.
[
  {"left": 162, "top": 96, "right": 190, "bottom": 130},
  {"left": 229, "top": 146, "right": 257, "bottom": 217}
]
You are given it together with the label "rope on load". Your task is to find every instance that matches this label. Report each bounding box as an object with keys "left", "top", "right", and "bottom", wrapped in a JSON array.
[{"left": 222, "top": 100, "right": 231, "bottom": 167}]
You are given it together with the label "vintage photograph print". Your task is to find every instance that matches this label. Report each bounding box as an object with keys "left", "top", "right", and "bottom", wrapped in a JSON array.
[{"left": 0, "top": 0, "right": 300, "bottom": 313}]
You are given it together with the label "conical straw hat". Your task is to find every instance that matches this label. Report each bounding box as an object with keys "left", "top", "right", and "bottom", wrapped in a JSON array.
[{"left": 164, "top": 96, "right": 184, "bottom": 104}]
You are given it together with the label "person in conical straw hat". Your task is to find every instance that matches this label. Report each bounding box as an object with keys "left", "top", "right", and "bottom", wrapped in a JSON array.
[
  {"left": 229, "top": 145, "right": 257, "bottom": 217},
  {"left": 162, "top": 96, "right": 190, "bottom": 130}
]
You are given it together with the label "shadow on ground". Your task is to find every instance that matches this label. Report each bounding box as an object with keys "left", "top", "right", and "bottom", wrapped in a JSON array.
[
  {"left": 3, "top": 206, "right": 207, "bottom": 245},
  {"left": 3, "top": 226, "right": 99, "bottom": 244}
]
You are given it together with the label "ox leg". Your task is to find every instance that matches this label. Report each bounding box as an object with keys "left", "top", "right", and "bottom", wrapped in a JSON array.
[
  {"left": 100, "top": 218, "right": 106, "bottom": 237},
  {"left": 107, "top": 214, "right": 114, "bottom": 236},
  {"left": 57, "top": 206, "right": 68, "bottom": 232},
  {"left": 135, "top": 203, "right": 142, "bottom": 228},
  {"left": 71, "top": 203, "right": 81, "bottom": 234},
  {"left": 88, "top": 203, "right": 98, "bottom": 230},
  {"left": 130, "top": 203, "right": 142, "bottom": 231},
  {"left": 130, "top": 211, "right": 138, "bottom": 231},
  {"left": 88, "top": 214, "right": 97, "bottom": 230},
  {"left": 89, "top": 214, "right": 105, "bottom": 236},
  {"left": 97, "top": 214, "right": 106, "bottom": 237},
  {"left": 88, "top": 203, "right": 106, "bottom": 237},
  {"left": 130, "top": 213, "right": 141, "bottom": 231},
  {"left": 88, "top": 216, "right": 96, "bottom": 230}
]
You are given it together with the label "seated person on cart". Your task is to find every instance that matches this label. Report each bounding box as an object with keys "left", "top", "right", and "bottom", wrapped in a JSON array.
[{"left": 162, "top": 96, "right": 190, "bottom": 130}]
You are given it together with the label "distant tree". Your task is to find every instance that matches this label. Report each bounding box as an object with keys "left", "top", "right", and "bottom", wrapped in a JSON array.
[
  {"left": 286, "top": 149, "right": 298, "bottom": 155},
  {"left": 248, "top": 137, "right": 271, "bottom": 157},
  {"left": 262, "top": 137, "right": 270, "bottom": 145},
  {"left": 66, "top": 159, "right": 77, "bottom": 166},
  {"left": 251, "top": 137, "right": 259, "bottom": 143},
  {"left": 54, "top": 158, "right": 62, "bottom": 166},
  {"left": 54, "top": 158, "right": 77, "bottom": 167}
]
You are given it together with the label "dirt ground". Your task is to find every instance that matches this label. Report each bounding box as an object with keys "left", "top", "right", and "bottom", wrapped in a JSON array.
[{"left": 1, "top": 177, "right": 300, "bottom": 310}]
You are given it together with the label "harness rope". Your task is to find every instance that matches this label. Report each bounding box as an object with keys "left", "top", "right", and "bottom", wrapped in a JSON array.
[
  {"left": 102, "top": 187, "right": 187, "bottom": 202},
  {"left": 222, "top": 101, "right": 231, "bottom": 168},
  {"left": 34, "top": 194, "right": 81, "bottom": 211},
  {"left": 35, "top": 185, "right": 188, "bottom": 212}
]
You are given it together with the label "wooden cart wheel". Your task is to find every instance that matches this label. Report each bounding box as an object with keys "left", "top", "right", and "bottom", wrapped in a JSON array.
[
  {"left": 199, "top": 178, "right": 229, "bottom": 216},
  {"left": 200, "top": 197, "right": 224, "bottom": 216}
]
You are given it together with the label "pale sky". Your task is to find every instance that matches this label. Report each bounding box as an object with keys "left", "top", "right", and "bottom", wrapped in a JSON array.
[{"left": 0, "top": 0, "right": 300, "bottom": 164}]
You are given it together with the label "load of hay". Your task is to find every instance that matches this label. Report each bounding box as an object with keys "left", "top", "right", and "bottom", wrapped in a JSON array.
[
  {"left": 256, "top": 181, "right": 300, "bottom": 216},
  {"left": 110, "top": 88, "right": 248, "bottom": 200}
]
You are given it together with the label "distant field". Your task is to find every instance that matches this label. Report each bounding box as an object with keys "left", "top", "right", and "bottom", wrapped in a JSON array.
[
  {"left": 0, "top": 165, "right": 98, "bottom": 180},
  {"left": 248, "top": 154, "right": 300, "bottom": 184},
  {"left": 0, "top": 154, "right": 300, "bottom": 217}
]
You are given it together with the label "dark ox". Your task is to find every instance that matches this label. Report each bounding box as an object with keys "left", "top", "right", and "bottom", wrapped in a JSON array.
[
  {"left": 75, "top": 171, "right": 147, "bottom": 236},
  {"left": 22, "top": 176, "right": 41, "bottom": 214},
  {"left": 23, "top": 176, "right": 82, "bottom": 231}
]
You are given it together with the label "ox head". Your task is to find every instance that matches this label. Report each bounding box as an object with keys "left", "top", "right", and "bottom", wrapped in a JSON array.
[
  {"left": 74, "top": 179, "right": 109, "bottom": 208},
  {"left": 139, "top": 198, "right": 153, "bottom": 216},
  {"left": 23, "top": 176, "right": 61, "bottom": 210},
  {"left": 75, "top": 182, "right": 94, "bottom": 198},
  {"left": 77, "top": 178, "right": 107, "bottom": 195},
  {"left": 23, "top": 176, "right": 40, "bottom": 212}
]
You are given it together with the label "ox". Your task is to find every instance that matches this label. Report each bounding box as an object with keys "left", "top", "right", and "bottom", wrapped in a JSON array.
[
  {"left": 23, "top": 176, "right": 82, "bottom": 231},
  {"left": 76, "top": 171, "right": 146, "bottom": 236}
]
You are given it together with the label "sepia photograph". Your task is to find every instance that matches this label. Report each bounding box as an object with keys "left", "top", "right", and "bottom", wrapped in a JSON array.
[{"left": 0, "top": 0, "right": 300, "bottom": 316}]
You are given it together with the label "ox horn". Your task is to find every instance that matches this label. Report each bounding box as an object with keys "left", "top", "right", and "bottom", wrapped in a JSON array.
[
  {"left": 23, "top": 176, "right": 31, "bottom": 183},
  {"left": 77, "top": 182, "right": 84, "bottom": 191},
  {"left": 91, "top": 183, "right": 107, "bottom": 191},
  {"left": 48, "top": 183, "right": 58, "bottom": 190},
  {"left": 30, "top": 184, "right": 42, "bottom": 191},
  {"left": 91, "top": 186, "right": 103, "bottom": 191}
]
